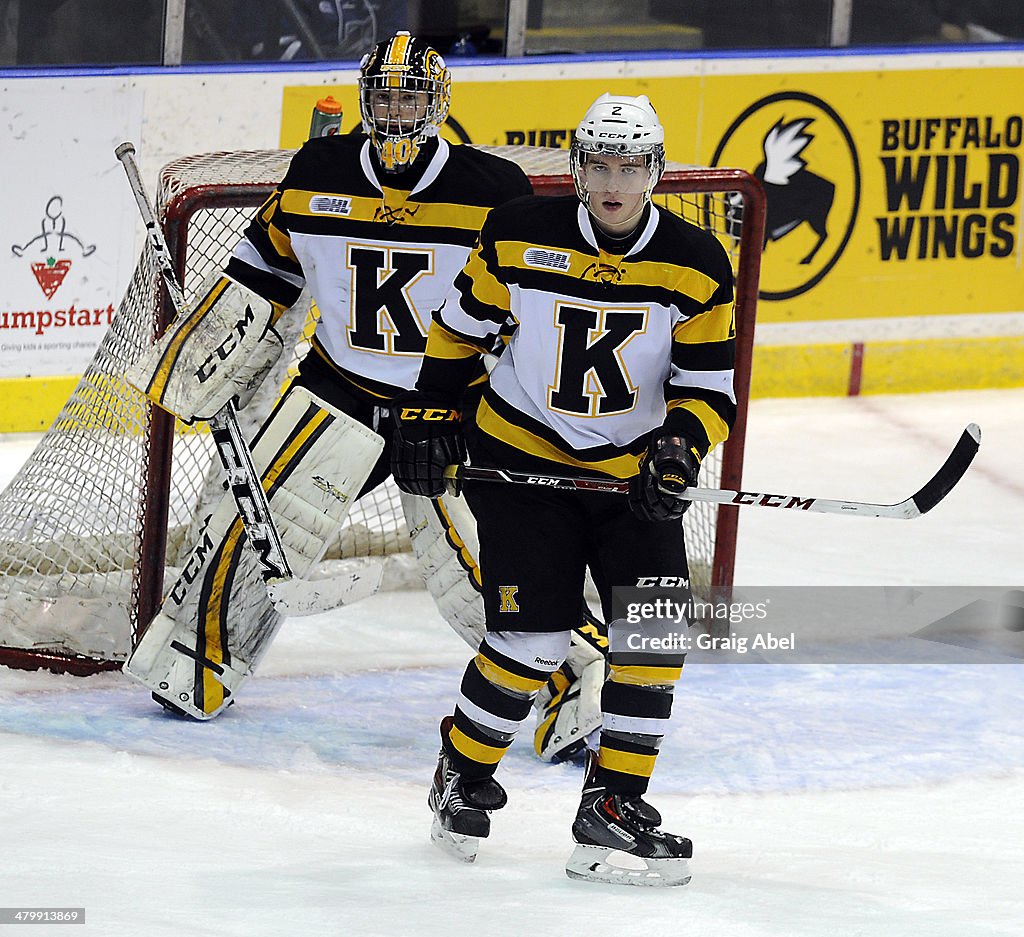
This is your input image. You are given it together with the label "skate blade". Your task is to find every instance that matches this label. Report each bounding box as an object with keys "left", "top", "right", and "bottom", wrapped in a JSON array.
[
  {"left": 430, "top": 816, "right": 480, "bottom": 863},
  {"left": 565, "top": 844, "right": 692, "bottom": 887}
]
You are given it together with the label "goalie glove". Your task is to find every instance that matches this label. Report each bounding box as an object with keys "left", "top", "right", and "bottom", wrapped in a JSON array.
[
  {"left": 391, "top": 393, "right": 466, "bottom": 499},
  {"left": 628, "top": 434, "right": 700, "bottom": 522},
  {"left": 127, "top": 272, "right": 285, "bottom": 424}
]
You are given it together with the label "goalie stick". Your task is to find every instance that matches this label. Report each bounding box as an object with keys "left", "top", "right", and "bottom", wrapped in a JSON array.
[
  {"left": 115, "top": 141, "right": 380, "bottom": 615},
  {"left": 444, "top": 423, "right": 980, "bottom": 520}
]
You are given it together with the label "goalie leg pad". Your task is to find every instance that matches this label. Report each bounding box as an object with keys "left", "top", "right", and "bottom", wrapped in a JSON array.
[
  {"left": 400, "top": 489, "right": 487, "bottom": 650},
  {"left": 127, "top": 272, "right": 285, "bottom": 423},
  {"left": 534, "top": 657, "right": 605, "bottom": 763},
  {"left": 251, "top": 385, "right": 384, "bottom": 576},
  {"left": 124, "top": 514, "right": 280, "bottom": 720},
  {"left": 124, "top": 386, "right": 384, "bottom": 719}
]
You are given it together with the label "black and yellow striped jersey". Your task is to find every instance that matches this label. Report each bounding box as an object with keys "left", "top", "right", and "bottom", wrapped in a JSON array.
[
  {"left": 224, "top": 134, "right": 532, "bottom": 402},
  {"left": 417, "top": 195, "right": 736, "bottom": 478}
]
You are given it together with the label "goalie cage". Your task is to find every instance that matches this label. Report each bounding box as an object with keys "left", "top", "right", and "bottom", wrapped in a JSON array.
[{"left": 0, "top": 145, "right": 765, "bottom": 675}]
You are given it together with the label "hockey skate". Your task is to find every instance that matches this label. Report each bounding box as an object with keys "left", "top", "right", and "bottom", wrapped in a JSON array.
[
  {"left": 428, "top": 717, "right": 508, "bottom": 863},
  {"left": 566, "top": 756, "right": 692, "bottom": 887}
]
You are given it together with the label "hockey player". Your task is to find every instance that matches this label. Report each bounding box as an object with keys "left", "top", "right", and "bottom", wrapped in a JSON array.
[
  {"left": 123, "top": 31, "right": 605, "bottom": 758},
  {"left": 392, "top": 93, "right": 736, "bottom": 885}
]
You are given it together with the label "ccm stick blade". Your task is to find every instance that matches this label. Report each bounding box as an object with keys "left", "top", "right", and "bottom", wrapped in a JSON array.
[
  {"left": 445, "top": 423, "right": 981, "bottom": 520},
  {"left": 906, "top": 422, "right": 981, "bottom": 517}
]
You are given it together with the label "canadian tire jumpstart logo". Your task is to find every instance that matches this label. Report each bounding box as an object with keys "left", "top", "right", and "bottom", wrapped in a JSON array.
[{"left": 712, "top": 91, "right": 861, "bottom": 301}]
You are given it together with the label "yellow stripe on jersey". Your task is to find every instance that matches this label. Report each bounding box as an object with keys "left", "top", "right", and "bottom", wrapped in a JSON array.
[
  {"left": 447, "top": 724, "right": 508, "bottom": 765},
  {"left": 475, "top": 651, "right": 547, "bottom": 695},
  {"left": 494, "top": 240, "right": 721, "bottom": 301},
  {"left": 258, "top": 191, "right": 280, "bottom": 225},
  {"left": 461, "top": 247, "right": 512, "bottom": 313},
  {"left": 424, "top": 321, "right": 489, "bottom": 359},
  {"left": 672, "top": 301, "right": 736, "bottom": 344},
  {"left": 609, "top": 663, "right": 684, "bottom": 686},
  {"left": 666, "top": 398, "right": 730, "bottom": 450},
  {"left": 279, "top": 190, "right": 492, "bottom": 233},
  {"left": 598, "top": 746, "right": 658, "bottom": 779},
  {"left": 476, "top": 396, "right": 642, "bottom": 479},
  {"left": 147, "top": 276, "right": 231, "bottom": 404},
  {"left": 267, "top": 219, "right": 299, "bottom": 265}
]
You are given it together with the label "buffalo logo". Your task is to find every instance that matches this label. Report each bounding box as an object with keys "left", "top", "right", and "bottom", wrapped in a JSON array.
[
  {"left": 711, "top": 92, "right": 860, "bottom": 301},
  {"left": 755, "top": 118, "right": 835, "bottom": 265}
]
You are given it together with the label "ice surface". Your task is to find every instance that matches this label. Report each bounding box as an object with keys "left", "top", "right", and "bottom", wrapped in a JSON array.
[{"left": 1, "top": 389, "right": 1022, "bottom": 936}]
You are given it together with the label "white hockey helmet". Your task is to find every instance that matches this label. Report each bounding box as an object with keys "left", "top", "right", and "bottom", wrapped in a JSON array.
[
  {"left": 358, "top": 31, "right": 451, "bottom": 172},
  {"left": 571, "top": 93, "right": 666, "bottom": 208}
]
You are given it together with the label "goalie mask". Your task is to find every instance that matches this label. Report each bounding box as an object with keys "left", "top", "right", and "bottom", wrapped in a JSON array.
[
  {"left": 359, "top": 31, "right": 451, "bottom": 173},
  {"left": 571, "top": 94, "right": 666, "bottom": 224}
]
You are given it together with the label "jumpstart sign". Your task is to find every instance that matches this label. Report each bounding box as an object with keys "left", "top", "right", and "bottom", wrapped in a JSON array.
[
  {"left": 282, "top": 57, "right": 1023, "bottom": 324},
  {"left": 0, "top": 83, "right": 143, "bottom": 378}
]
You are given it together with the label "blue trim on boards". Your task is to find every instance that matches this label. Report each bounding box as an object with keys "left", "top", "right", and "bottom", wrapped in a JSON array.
[{"left": 1, "top": 41, "right": 1022, "bottom": 80}]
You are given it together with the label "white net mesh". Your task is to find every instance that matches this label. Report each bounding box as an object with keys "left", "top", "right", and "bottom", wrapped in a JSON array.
[{"left": 0, "top": 145, "right": 757, "bottom": 669}]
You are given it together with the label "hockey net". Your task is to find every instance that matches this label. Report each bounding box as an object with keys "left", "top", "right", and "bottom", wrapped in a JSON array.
[{"left": 0, "top": 145, "right": 764, "bottom": 674}]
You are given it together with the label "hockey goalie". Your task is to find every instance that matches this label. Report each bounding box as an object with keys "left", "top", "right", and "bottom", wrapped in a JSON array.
[{"left": 123, "top": 30, "right": 605, "bottom": 764}]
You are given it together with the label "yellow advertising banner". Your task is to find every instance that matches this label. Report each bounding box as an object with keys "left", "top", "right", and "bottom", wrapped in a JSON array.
[{"left": 282, "top": 67, "right": 1022, "bottom": 324}]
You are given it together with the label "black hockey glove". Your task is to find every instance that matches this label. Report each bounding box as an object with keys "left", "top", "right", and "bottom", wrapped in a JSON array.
[
  {"left": 628, "top": 434, "right": 700, "bottom": 522},
  {"left": 390, "top": 394, "right": 467, "bottom": 499}
]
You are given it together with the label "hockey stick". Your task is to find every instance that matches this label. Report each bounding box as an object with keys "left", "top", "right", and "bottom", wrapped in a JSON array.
[
  {"left": 445, "top": 423, "right": 980, "bottom": 520},
  {"left": 115, "top": 142, "right": 380, "bottom": 614}
]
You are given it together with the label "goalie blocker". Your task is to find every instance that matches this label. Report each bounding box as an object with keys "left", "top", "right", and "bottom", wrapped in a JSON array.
[
  {"left": 127, "top": 271, "right": 286, "bottom": 423},
  {"left": 124, "top": 385, "right": 383, "bottom": 719}
]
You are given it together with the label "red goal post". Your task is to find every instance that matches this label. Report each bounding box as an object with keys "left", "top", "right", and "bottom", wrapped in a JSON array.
[{"left": 0, "top": 146, "right": 764, "bottom": 675}]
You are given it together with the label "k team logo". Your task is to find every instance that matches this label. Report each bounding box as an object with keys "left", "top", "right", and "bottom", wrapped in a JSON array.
[
  {"left": 498, "top": 586, "right": 520, "bottom": 613},
  {"left": 711, "top": 91, "right": 861, "bottom": 301},
  {"left": 309, "top": 195, "right": 353, "bottom": 216}
]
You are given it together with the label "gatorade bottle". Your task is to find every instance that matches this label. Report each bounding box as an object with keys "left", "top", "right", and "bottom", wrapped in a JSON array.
[{"left": 309, "top": 95, "right": 343, "bottom": 138}]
